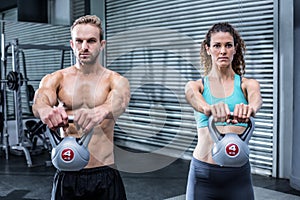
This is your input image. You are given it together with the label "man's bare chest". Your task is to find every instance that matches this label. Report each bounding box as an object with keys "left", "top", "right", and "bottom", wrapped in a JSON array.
[{"left": 57, "top": 76, "right": 110, "bottom": 109}]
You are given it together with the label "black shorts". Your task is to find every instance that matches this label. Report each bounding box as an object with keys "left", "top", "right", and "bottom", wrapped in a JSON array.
[{"left": 51, "top": 165, "right": 127, "bottom": 200}]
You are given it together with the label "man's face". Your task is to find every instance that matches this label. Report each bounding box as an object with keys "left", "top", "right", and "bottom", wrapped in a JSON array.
[{"left": 70, "top": 24, "right": 105, "bottom": 65}]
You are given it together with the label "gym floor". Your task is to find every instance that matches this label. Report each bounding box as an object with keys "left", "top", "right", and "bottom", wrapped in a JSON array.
[{"left": 0, "top": 149, "right": 300, "bottom": 200}]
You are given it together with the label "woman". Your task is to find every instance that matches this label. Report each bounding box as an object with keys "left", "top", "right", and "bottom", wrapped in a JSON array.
[{"left": 185, "top": 22, "right": 263, "bottom": 200}]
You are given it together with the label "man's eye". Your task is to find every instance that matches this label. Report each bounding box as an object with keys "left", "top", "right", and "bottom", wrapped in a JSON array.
[{"left": 76, "top": 40, "right": 83, "bottom": 44}]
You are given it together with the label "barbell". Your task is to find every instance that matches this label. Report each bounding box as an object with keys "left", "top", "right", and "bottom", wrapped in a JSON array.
[
  {"left": 1, "top": 71, "right": 31, "bottom": 91},
  {"left": 0, "top": 71, "right": 36, "bottom": 101}
]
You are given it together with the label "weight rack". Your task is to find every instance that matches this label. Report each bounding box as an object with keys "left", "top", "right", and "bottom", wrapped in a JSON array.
[{"left": 0, "top": 37, "right": 72, "bottom": 167}]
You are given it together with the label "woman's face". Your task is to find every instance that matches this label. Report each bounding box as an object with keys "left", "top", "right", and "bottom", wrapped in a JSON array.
[{"left": 206, "top": 32, "right": 236, "bottom": 70}]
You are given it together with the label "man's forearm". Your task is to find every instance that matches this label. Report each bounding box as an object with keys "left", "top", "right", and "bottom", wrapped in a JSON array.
[
  {"left": 32, "top": 89, "right": 58, "bottom": 119},
  {"left": 96, "top": 89, "right": 130, "bottom": 120}
]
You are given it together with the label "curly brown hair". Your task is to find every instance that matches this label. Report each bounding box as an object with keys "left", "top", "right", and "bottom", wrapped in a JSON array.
[
  {"left": 200, "top": 22, "right": 246, "bottom": 76},
  {"left": 70, "top": 15, "right": 104, "bottom": 41}
]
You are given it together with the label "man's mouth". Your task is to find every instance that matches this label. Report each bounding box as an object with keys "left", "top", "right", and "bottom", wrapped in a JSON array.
[{"left": 80, "top": 53, "right": 90, "bottom": 58}]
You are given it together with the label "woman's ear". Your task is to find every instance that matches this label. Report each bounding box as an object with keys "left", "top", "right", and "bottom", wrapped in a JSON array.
[
  {"left": 205, "top": 44, "right": 210, "bottom": 55},
  {"left": 234, "top": 43, "right": 239, "bottom": 54}
]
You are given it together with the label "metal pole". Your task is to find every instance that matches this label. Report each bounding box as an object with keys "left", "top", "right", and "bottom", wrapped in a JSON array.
[
  {"left": 10, "top": 39, "right": 32, "bottom": 167},
  {"left": 0, "top": 21, "right": 9, "bottom": 159}
]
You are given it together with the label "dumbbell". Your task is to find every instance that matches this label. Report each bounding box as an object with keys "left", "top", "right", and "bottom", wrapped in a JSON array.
[{"left": 208, "top": 115, "right": 255, "bottom": 167}]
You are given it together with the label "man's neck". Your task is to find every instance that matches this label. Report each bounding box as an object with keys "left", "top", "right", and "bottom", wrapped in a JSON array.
[{"left": 75, "top": 62, "right": 103, "bottom": 75}]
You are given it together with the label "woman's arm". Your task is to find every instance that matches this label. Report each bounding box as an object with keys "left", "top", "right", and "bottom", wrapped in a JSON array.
[
  {"left": 185, "top": 79, "right": 211, "bottom": 116},
  {"left": 243, "top": 78, "right": 263, "bottom": 117}
]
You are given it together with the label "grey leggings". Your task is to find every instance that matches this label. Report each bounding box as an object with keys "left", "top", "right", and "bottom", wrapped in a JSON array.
[{"left": 186, "top": 157, "right": 254, "bottom": 200}]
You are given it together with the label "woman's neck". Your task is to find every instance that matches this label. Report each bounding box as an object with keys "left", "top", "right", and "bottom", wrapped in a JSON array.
[{"left": 208, "top": 67, "right": 235, "bottom": 81}]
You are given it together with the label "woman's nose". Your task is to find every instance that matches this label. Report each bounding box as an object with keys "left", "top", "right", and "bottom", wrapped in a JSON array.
[{"left": 220, "top": 46, "right": 226, "bottom": 54}]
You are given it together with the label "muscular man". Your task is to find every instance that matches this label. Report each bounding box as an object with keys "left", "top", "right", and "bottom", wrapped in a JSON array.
[{"left": 32, "top": 15, "right": 130, "bottom": 200}]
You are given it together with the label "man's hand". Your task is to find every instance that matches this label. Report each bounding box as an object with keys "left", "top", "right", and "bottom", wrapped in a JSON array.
[
  {"left": 73, "top": 107, "right": 108, "bottom": 134},
  {"left": 41, "top": 102, "right": 69, "bottom": 132}
]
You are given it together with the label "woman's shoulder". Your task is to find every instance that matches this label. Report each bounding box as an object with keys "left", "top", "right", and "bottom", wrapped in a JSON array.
[
  {"left": 241, "top": 76, "right": 259, "bottom": 84},
  {"left": 241, "top": 76, "right": 260, "bottom": 90},
  {"left": 188, "top": 78, "right": 205, "bottom": 87},
  {"left": 185, "top": 78, "right": 205, "bottom": 93}
]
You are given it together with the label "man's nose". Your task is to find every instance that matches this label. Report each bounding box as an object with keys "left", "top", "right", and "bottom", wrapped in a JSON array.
[{"left": 81, "top": 41, "right": 88, "bottom": 50}]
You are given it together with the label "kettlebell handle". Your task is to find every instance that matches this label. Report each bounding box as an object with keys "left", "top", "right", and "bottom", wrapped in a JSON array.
[
  {"left": 67, "top": 115, "right": 74, "bottom": 123},
  {"left": 208, "top": 115, "right": 255, "bottom": 143},
  {"left": 45, "top": 116, "right": 94, "bottom": 148},
  {"left": 66, "top": 115, "right": 94, "bottom": 147}
]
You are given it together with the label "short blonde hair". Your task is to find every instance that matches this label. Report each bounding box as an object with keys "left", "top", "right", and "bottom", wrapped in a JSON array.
[{"left": 70, "top": 15, "right": 104, "bottom": 41}]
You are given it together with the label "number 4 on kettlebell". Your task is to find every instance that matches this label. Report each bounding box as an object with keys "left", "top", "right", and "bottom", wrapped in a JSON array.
[{"left": 226, "top": 143, "right": 240, "bottom": 157}]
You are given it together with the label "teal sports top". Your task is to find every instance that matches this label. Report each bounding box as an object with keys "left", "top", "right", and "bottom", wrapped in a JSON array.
[{"left": 194, "top": 74, "right": 248, "bottom": 128}]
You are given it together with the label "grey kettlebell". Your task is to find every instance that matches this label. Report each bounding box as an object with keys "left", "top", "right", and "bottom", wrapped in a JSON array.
[
  {"left": 208, "top": 115, "right": 254, "bottom": 167},
  {"left": 48, "top": 116, "right": 94, "bottom": 171}
]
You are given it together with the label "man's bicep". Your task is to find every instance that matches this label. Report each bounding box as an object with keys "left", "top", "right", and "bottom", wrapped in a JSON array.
[
  {"left": 112, "top": 75, "right": 130, "bottom": 104},
  {"left": 34, "top": 88, "right": 58, "bottom": 107},
  {"left": 34, "top": 73, "right": 61, "bottom": 106}
]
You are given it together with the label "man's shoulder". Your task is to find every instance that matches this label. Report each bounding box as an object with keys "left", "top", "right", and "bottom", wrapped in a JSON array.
[
  {"left": 41, "top": 67, "right": 72, "bottom": 83},
  {"left": 104, "top": 68, "right": 127, "bottom": 80}
]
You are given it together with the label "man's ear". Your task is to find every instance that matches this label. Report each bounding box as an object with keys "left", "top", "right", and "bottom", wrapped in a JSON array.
[
  {"left": 70, "top": 39, "right": 74, "bottom": 49},
  {"left": 100, "top": 40, "right": 106, "bottom": 50}
]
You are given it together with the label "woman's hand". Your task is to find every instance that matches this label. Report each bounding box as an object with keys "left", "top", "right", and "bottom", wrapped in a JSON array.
[
  {"left": 231, "top": 103, "right": 255, "bottom": 123},
  {"left": 209, "top": 102, "right": 231, "bottom": 123},
  {"left": 209, "top": 102, "right": 257, "bottom": 124}
]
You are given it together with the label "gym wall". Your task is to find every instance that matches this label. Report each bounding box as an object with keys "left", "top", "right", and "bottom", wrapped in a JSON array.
[
  {"left": 0, "top": 0, "right": 282, "bottom": 178},
  {"left": 105, "top": 0, "right": 276, "bottom": 176}
]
